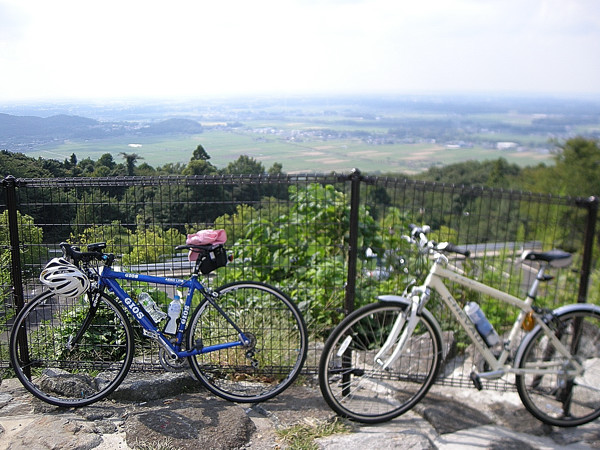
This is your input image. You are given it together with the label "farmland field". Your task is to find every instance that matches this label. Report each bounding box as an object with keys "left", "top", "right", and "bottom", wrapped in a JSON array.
[
  {"left": 29, "top": 129, "right": 554, "bottom": 175},
  {"left": 14, "top": 95, "right": 600, "bottom": 174}
]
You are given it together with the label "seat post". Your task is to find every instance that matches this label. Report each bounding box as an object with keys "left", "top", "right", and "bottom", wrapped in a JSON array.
[{"left": 528, "top": 263, "right": 549, "bottom": 299}]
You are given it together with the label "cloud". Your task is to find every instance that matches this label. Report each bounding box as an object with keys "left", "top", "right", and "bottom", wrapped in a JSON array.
[{"left": 0, "top": 0, "right": 599, "bottom": 100}]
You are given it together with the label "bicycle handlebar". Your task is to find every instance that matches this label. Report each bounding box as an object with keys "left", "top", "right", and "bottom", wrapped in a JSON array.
[
  {"left": 60, "top": 242, "right": 114, "bottom": 265},
  {"left": 407, "top": 224, "right": 470, "bottom": 258},
  {"left": 436, "top": 242, "right": 471, "bottom": 258}
]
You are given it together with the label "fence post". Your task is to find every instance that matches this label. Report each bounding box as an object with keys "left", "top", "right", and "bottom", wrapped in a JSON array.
[
  {"left": 577, "top": 196, "right": 598, "bottom": 303},
  {"left": 2, "top": 175, "right": 26, "bottom": 310},
  {"left": 344, "top": 168, "right": 362, "bottom": 314}
]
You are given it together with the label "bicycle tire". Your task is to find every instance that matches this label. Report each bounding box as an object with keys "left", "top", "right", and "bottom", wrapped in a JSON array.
[
  {"left": 319, "top": 301, "right": 443, "bottom": 423},
  {"left": 186, "top": 281, "right": 308, "bottom": 403},
  {"left": 9, "top": 290, "right": 135, "bottom": 407},
  {"left": 515, "top": 305, "right": 600, "bottom": 427}
]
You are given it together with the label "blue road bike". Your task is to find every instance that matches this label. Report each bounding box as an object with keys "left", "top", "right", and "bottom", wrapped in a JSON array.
[{"left": 10, "top": 242, "right": 308, "bottom": 407}]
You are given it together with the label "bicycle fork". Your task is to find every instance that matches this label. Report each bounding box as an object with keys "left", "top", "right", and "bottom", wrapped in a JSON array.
[
  {"left": 65, "top": 291, "right": 101, "bottom": 351},
  {"left": 374, "top": 288, "right": 428, "bottom": 370}
]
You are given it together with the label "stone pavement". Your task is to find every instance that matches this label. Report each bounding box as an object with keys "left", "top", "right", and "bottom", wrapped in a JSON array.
[{"left": 1, "top": 371, "right": 599, "bottom": 449}]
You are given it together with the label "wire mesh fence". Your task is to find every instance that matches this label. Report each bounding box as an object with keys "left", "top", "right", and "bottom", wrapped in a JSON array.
[{"left": 1, "top": 172, "right": 597, "bottom": 391}]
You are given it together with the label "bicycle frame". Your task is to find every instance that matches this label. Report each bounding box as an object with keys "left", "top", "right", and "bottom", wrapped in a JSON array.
[
  {"left": 379, "top": 256, "right": 584, "bottom": 380},
  {"left": 97, "top": 266, "right": 251, "bottom": 359}
]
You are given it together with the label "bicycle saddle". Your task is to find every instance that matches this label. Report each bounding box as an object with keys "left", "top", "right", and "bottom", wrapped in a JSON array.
[{"left": 521, "top": 249, "right": 572, "bottom": 268}]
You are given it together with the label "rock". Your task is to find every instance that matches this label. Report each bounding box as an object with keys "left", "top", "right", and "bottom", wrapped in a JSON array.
[
  {"left": 109, "top": 371, "right": 203, "bottom": 402},
  {"left": 316, "top": 429, "right": 434, "bottom": 449},
  {"left": 7, "top": 416, "right": 103, "bottom": 449},
  {"left": 414, "top": 391, "right": 494, "bottom": 434},
  {"left": 123, "top": 393, "right": 255, "bottom": 449},
  {"left": 0, "top": 395, "right": 12, "bottom": 409}
]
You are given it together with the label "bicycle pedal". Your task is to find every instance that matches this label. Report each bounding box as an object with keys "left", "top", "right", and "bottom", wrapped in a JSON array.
[{"left": 470, "top": 372, "right": 483, "bottom": 390}]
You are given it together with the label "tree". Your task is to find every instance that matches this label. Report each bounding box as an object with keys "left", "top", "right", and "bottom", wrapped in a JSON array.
[
  {"left": 224, "top": 155, "right": 264, "bottom": 175},
  {"left": 268, "top": 162, "right": 283, "bottom": 175},
  {"left": 183, "top": 159, "right": 217, "bottom": 176},
  {"left": 97, "top": 153, "right": 116, "bottom": 170},
  {"left": 552, "top": 137, "right": 600, "bottom": 197},
  {"left": 191, "top": 144, "right": 211, "bottom": 161},
  {"left": 119, "top": 152, "right": 143, "bottom": 176},
  {"left": 135, "top": 162, "right": 157, "bottom": 176},
  {"left": 0, "top": 151, "right": 54, "bottom": 178}
]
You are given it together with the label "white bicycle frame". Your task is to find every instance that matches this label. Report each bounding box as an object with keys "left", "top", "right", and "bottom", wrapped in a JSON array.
[{"left": 376, "top": 253, "right": 584, "bottom": 380}]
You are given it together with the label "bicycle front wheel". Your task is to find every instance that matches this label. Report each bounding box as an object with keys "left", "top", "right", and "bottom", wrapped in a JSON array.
[
  {"left": 516, "top": 306, "right": 600, "bottom": 427},
  {"left": 9, "top": 290, "right": 134, "bottom": 407},
  {"left": 319, "top": 301, "right": 443, "bottom": 423},
  {"left": 187, "top": 281, "right": 308, "bottom": 403}
]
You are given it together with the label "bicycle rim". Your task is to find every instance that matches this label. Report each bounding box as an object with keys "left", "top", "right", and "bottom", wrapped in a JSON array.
[
  {"left": 10, "top": 290, "right": 134, "bottom": 407},
  {"left": 187, "top": 281, "right": 308, "bottom": 403},
  {"left": 516, "top": 308, "right": 600, "bottom": 427},
  {"left": 319, "top": 302, "right": 442, "bottom": 423}
]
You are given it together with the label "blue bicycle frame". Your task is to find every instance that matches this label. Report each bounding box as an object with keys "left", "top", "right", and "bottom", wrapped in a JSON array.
[{"left": 98, "top": 266, "right": 251, "bottom": 359}]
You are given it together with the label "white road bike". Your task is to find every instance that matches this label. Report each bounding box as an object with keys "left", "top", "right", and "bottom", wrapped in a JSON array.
[{"left": 319, "top": 225, "right": 600, "bottom": 426}]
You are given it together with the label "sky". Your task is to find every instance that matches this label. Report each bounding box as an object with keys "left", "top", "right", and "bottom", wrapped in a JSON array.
[{"left": 0, "top": 0, "right": 599, "bottom": 102}]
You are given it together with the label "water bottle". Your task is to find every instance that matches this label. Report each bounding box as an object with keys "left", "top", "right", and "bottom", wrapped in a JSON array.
[
  {"left": 164, "top": 291, "right": 183, "bottom": 334},
  {"left": 464, "top": 302, "right": 500, "bottom": 347},
  {"left": 139, "top": 292, "right": 167, "bottom": 324}
]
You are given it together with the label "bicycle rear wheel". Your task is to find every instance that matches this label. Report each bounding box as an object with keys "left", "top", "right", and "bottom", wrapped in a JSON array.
[
  {"left": 187, "top": 281, "right": 307, "bottom": 403},
  {"left": 516, "top": 306, "right": 600, "bottom": 427},
  {"left": 319, "top": 301, "right": 443, "bottom": 423},
  {"left": 9, "top": 290, "right": 134, "bottom": 407}
]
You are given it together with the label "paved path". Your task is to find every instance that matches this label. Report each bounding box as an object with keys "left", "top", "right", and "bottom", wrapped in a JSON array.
[{"left": 1, "top": 372, "right": 599, "bottom": 449}]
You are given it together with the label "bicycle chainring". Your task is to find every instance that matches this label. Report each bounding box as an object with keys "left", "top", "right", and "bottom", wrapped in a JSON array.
[
  {"left": 242, "top": 332, "right": 257, "bottom": 350},
  {"left": 241, "top": 332, "right": 260, "bottom": 368},
  {"left": 159, "top": 347, "right": 189, "bottom": 372}
]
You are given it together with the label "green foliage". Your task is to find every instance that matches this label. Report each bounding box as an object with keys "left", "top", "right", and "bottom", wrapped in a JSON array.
[
  {"left": 213, "top": 183, "right": 384, "bottom": 332},
  {"left": 120, "top": 224, "right": 185, "bottom": 266},
  {"left": 0, "top": 252, "right": 14, "bottom": 336},
  {"left": 183, "top": 159, "right": 217, "bottom": 175},
  {"left": 120, "top": 152, "right": 143, "bottom": 176},
  {"left": 73, "top": 220, "right": 184, "bottom": 267},
  {"left": 52, "top": 299, "right": 127, "bottom": 361},
  {"left": 0, "top": 210, "right": 48, "bottom": 274},
  {"left": 551, "top": 137, "right": 600, "bottom": 197},
  {"left": 70, "top": 221, "right": 132, "bottom": 255},
  {"left": 0, "top": 150, "right": 57, "bottom": 178},
  {"left": 224, "top": 154, "right": 264, "bottom": 175},
  {"left": 416, "top": 158, "right": 522, "bottom": 189},
  {"left": 191, "top": 144, "right": 211, "bottom": 161}
]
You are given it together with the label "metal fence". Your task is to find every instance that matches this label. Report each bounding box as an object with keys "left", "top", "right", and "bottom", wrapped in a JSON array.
[{"left": 1, "top": 171, "right": 597, "bottom": 390}]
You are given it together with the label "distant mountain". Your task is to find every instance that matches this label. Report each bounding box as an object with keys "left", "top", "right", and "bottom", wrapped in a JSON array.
[
  {"left": 0, "top": 113, "right": 99, "bottom": 138},
  {"left": 141, "top": 118, "right": 204, "bottom": 135},
  {"left": 0, "top": 113, "right": 203, "bottom": 150}
]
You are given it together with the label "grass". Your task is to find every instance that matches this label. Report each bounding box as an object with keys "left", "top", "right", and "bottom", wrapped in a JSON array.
[
  {"left": 276, "top": 417, "right": 352, "bottom": 450},
  {"left": 133, "top": 437, "right": 176, "bottom": 450}
]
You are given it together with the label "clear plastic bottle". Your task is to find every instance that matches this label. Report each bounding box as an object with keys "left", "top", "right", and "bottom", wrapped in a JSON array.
[
  {"left": 139, "top": 292, "right": 167, "bottom": 324},
  {"left": 164, "top": 291, "right": 183, "bottom": 334},
  {"left": 464, "top": 301, "right": 500, "bottom": 347}
]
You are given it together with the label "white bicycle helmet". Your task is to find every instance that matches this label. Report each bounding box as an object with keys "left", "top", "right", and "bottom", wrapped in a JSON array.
[{"left": 39, "top": 257, "right": 90, "bottom": 297}]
